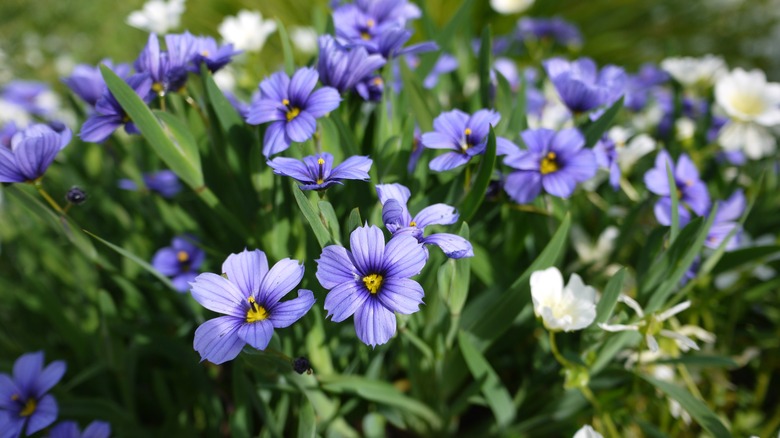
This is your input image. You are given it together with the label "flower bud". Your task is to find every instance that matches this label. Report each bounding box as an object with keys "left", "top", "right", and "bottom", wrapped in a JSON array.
[{"left": 66, "top": 186, "right": 87, "bottom": 205}]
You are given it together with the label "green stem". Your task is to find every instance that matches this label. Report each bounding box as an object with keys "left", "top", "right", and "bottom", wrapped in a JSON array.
[
  {"left": 548, "top": 331, "right": 575, "bottom": 369},
  {"left": 581, "top": 386, "right": 621, "bottom": 438},
  {"left": 32, "top": 180, "right": 65, "bottom": 215}
]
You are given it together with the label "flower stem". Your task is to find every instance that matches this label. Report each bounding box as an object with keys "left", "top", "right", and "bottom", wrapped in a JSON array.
[
  {"left": 32, "top": 180, "right": 65, "bottom": 215},
  {"left": 581, "top": 386, "right": 621, "bottom": 438},
  {"left": 548, "top": 331, "right": 574, "bottom": 369}
]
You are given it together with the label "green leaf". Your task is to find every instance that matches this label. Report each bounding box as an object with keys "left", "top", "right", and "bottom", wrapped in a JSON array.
[
  {"left": 201, "top": 64, "right": 244, "bottom": 132},
  {"left": 666, "top": 161, "right": 680, "bottom": 242},
  {"left": 276, "top": 19, "right": 295, "bottom": 76},
  {"left": 318, "top": 200, "right": 341, "bottom": 245},
  {"left": 444, "top": 223, "right": 471, "bottom": 315},
  {"left": 83, "top": 230, "right": 176, "bottom": 291},
  {"left": 458, "top": 331, "right": 516, "bottom": 428},
  {"left": 297, "top": 398, "right": 316, "bottom": 438},
  {"left": 654, "top": 355, "right": 738, "bottom": 367},
  {"left": 582, "top": 97, "right": 624, "bottom": 149},
  {"left": 154, "top": 110, "right": 202, "bottom": 172},
  {"left": 713, "top": 245, "right": 780, "bottom": 274},
  {"left": 347, "top": 207, "right": 362, "bottom": 234},
  {"left": 459, "top": 127, "right": 497, "bottom": 222},
  {"left": 291, "top": 184, "right": 332, "bottom": 249},
  {"left": 100, "top": 65, "right": 204, "bottom": 188},
  {"left": 592, "top": 267, "right": 626, "bottom": 326},
  {"left": 477, "top": 26, "right": 492, "bottom": 109},
  {"left": 641, "top": 375, "right": 730, "bottom": 438}
]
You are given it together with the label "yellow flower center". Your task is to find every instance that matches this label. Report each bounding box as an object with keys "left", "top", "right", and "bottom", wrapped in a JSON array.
[
  {"left": 729, "top": 93, "right": 765, "bottom": 118},
  {"left": 246, "top": 296, "right": 268, "bottom": 323},
  {"left": 177, "top": 250, "right": 189, "bottom": 263},
  {"left": 409, "top": 221, "right": 417, "bottom": 227},
  {"left": 363, "top": 273, "right": 383, "bottom": 294},
  {"left": 20, "top": 398, "right": 36, "bottom": 417},
  {"left": 316, "top": 157, "right": 326, "bottom": 185},
  {"left": 367, "top": 19, "right": 376, "bottom": 28},
  {"left": 464, "top": 128, "right": 472, "bottom": 136},
  {"left": 540, "top": 152, "right": 559, "bottom": 175},
  {"left": 201, "top": 50, "right": 210, "bottom": 57},
  {"left": 152, "top": 82, "right": 164, "bottom": 94},
  {"left": 286, "top": 107, "right": 301, "bottom": 122},
  {"left": 373, "top": 77, "right": 383, "bottom": 86},
  {"left": 317, "top": 158, "right": 325, "bottom": 165},
  {"left": 282, "top": 99, "right": 290, "bottom": 106}
]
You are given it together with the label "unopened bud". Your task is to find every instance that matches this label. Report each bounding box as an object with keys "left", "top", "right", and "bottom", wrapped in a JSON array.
[
  {"left": 292, "top": 356, "right": 312, "bottom": 375},
  {"left": 66, "top": 186, "right": 87, "bottom": 205}
]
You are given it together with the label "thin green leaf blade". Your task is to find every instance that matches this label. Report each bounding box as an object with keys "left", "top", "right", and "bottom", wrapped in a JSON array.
[
  {"left": 459, "top": 127, "right": 497, "bottom": 222},
  {"left": 641, "top": 375, "right": 730, "bottom": 438},
  {"left": 592, "top": 267, "right": 626, "bottom": 326},
  {"left": 291, "top": 184, "right": 333, "bottom": 249},
  {"left": 582, "top": 97, "right": 624, "bottom": 148}
]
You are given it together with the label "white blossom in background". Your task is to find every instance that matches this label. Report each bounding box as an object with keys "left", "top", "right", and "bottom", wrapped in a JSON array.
[
  {"left": 715, "top": 68, "right": 780, "bottom": 159},
  {"left": 660, "top": 55, "right": 727, "bottom": 90},
  {"left": 530, "top": 267, "right": 598, "bottom": 332},
  {"left": 213, "top": 66, "right": 237, "bottom": 93},
  {"left": 675, "top": 117, "right": 696, "bottom": 143},
  {"left": 599, "top": 295, "right": 699, "bottom": 353},
  {"left": 127, "top": 0, "right": 186, "bottom": 34},
  {"left": 573, "top": 425, "right": 604, "bottom": 438},
  {"left": 490, "top": 0, "right": 535, "bottom": 14},
  {"left": 290, "top": 26, "right": 319, "bottom": 54},
  {"left": 571, "top": 225, "right": 619, "bottom": 267},
  {"left": 0, "top": 99, "right": 32, "bottom": 125},
  {"left": 219, "top": 10, "right": 277, "bottom": 53},
  {"left": 607, "top": 127, "right": 656, "bottom": 172}
]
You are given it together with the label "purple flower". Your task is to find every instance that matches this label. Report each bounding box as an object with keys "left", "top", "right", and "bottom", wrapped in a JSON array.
[
  {"left": 363, "top": 27, "right": 438, "bottom": 59},
  {"left": 118, "top": 170, "right": 182, "bottom": 198},
  {"left": 0, "top": 123, "right": 71, "bottom": 183},
  {"left": 246, "top": 68, "right": 341, "bottom": 157},
  {"left": 516, "top": 17, "right": 583, "bottom": 47},
  {"left": 316, "top": 225, "right": 427, "bottom": 347},
  {"left": 624, "top": 63, "right": 669, "bottom": 111},
  {"left": 1, "top": 81, "right": 56, "bottom": 117},
  {"left": 0, "top": 351, "right": 66, "bottom": 437},
  {"left": 706, "top": 190, "right": 745, "bottom": 251},
  {"left": 134, "top": 32, "right": 194, "bottom": 97},
  {"left": 503, "top": 128, "right": 597, "bottom": 203},
  {"left": 190, "top": 249, "right": 315, "bottom": 364},
  {"left": 594, "top": 135, "right": 620, "bottom": 190},
  {"left": 644, "top": 150, "right": 711, "bottom": 226},
  {"left": 420, "top": 53, "right": 458, "bottom": 89},
  {"left": 79, "top": 73, "right": 153, "bottom": 143},
  {"left": 355, "top": 75, "right": 385, "bottom": 102},
  {"left": 422, "top": 109, "right": 519, "bottom": 172},
  {"left": 49, "top": 421, "right": 111, "bottom": 438},
  {"left": 152, "top": 236, "right": 206, "bottom": 292},
  {"left": 376, "top": 183, "right": 474, "bottom": 259},
  {"left": 61, "top": 60, "right": 131, "bottom": 108},
  {"left": 317, "top": 35, "right": 386, "bottom": 94},
  {"left": 333, "top": 0, "right": 421, "bottom": 46},
  {"left": 543, "top": 57, "right": 627, "bottom": 113},
  {"left": 268, "top": 152, "right": 372, "bottom": 190},
  {"left": 189, "top": 36, "right": 241, "bottom": 73}
]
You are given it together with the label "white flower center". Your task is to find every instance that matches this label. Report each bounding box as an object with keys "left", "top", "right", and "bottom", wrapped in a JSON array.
[{"left": 728, "top": 92, "right": 765, "bottom": 118}]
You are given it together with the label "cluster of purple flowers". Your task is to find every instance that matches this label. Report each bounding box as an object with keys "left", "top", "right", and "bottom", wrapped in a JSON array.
[{"left": 152, "top": 236, "right": 206, "bottom": 292}]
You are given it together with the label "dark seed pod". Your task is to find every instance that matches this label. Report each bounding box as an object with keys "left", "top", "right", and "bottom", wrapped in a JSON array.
[
  {"left": 292, "top": 356, "right": 312, "bottom": 375},
  {"left": 66, "top": 186, "right": 87, "bottom": 205}
]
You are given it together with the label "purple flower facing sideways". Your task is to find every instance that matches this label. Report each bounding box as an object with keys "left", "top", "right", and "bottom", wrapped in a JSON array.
[
  {"left": 246, "top": 67, "right": 341, "bottom": 158},
  {"left": 355, "top": 75, "right": 385, "bottom": 102},
  {"left": 543, "top": 57, "right": 626, "bottom": 113},
  {"left": 79, "top": 73, "right": 153, "bottom": 143},
  {"left": 317, "top": 35, "right": 386, "bottom": 94},
  {"left": 333, "top": 0, "right": 421, "bottom": 46},
  {"left": 189, "top": 36, "right": 241, "bottom": 73},
  {"left": 0, "top": 351, "right": 66, "bottom": 437},
  {"left": 134, "top": 32, "right": 194, "bottom": 97},
  {"left": 316, "top": 225, "right": 427, "bottom": 347},
  {"left": 62, "top": 60, "right": 131, "bottom": 108},
  {"left": 1, "top": 81, "right": 55, "bottom": 116},
  {"left": 49, "top": 421, "right": 111, "bottom": 438},
  {"left": 643, "top": 150, "right": 711, "bottom": 227},
  {"left": 0, "top": 123, "right": 72, "bottom": 183},
  {"left": 503, "top": 128, "right": 597, "bottom": 204},
  {"left": 268, "top": 152, "right": 372, "bottom": 191},
  {"left": 152, "top": 236, "right": 206, "bottom": 292},
  {"left": 376, "top": 183, "right": 474, "bottom": 259},
  {"left": 593, "top": 135, "right": 620, "bottom": 190},
  {"left": 706, "top": 190, "right": 746, "bottom": 251},
  {"left": 516, "top": 17, "right": 583, "bottom": 48},
  {"left": 118, "top": 170, "right": 182, "bottom": 198},
  {"left": 421, "top": 109, "right": 520, "bottom": 172},
  {"left": 190, "top": 249, "right": 315, "bottom": 364}
]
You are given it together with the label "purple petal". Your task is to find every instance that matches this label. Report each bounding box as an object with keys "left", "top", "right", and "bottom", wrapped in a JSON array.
[
  {"left": 520, "top": 129, "right": 555, "bottom": 154},
  {"left": 429, "top": 152, "right": 471, "bottom": 172},
  {"left": 467, "top": 109, "right": 501, "bottom": 142},
  {"left": 375, "top": 183, "right": 411, "bottom": 205},
  {"left": 715, "top": 190, "right": 746, "bottom": 223},
  {"left": 82, "top": 421, "right": 112, "bottom": 438},
  {"left": 263, "top": 121, "right": 291, "bottom": 158},
  {"left": 675, "top": 153, "right": 700, "bottom": 183},
  {"left": 305, "top": 87, "right": 341, "bottom": 118},
  {"left": 413, "top": 203, "right": 458, "bottom": 228},
  {"left": 653, "top": 197, "right": 691, "bottom": 227},
  {"left": 190, "top": 273, "right": 246, "bottom": 317},
  {"left": 237, "top": 319, "right": 275, "bottom": 350},
  {"left": 496, "top": 137, "right": 521, "bottom": 156},
  {"left": 350, "top": 225, "right": 385, "bottom": 274},
  {"left": 0, "top": 147, "right": 24, "bottom": 182},
  {"left": 258, "top": 258, "right": 305, "bottom": 305},
  {"left": 377, "top": 278, "right": 424, "bottom": 314},
  {"left": 504, "top": 171, "right": 543, "bottom": 204},
  {"left": 151, "top": 248, "right": 180, "bottom": 276},
  {"left": 268, "top": 157, "right": 314, "bottom": 183},
  {"left": 683, "top": 181, "right": 711, "bottom": 217},
  {"left": 421, "top": 132, "right": 457, "bottom": 150},
  {"left": 504, "top": 151, "right": 541, "bottom": 171},
  {"left": 354, "top": 297, "right": 396, "bottom": 347},
  {"left": 551, "top": 128, "right": 585, "bottom": 153},
  {"left": 13, "top": 351, "right": 43, "bottom": 395},
  {"left": 285, "top": 112, "right": 317, "bottom": 143},
  {"left": 49, "top": 421, "right": 80, "bottom": 438},
  {"left": 172, "top": 272, "right": 198, "bottom": 293},
  {"left": 79, "top": 115, "right": 122, "bottom": 143},
  {"left": 289, "top": 67, "right": 319, "bottom": 104},
  {"left": 324, "top": 280, "right": 371, "bottom": 322},
  {"left": 268, "top": 289, "right": 316, "bottom": 328},
  {"left": 382, "top": 199, "right": 409, "bottom": 230},
  {"left": 246, "top": 99, "right": 286, "bottom": 125},
  {"left": 382, "top": 234, "right": 427, "bottom": 278},
  {"left": 259, "top": 72, "right": 291, "bottom": 102},
  {"left": 329, "top": 156, "right": 372, "bottom": 181},
  {"left": 221, "top": 249, "right": 269, "bottom": 297},
  {"left": 422, "top": 233, "right": 474, "bottom": 258},
  {"left": 25, "top": 394, "right": 57, "bottom": 435},
  {"left": 432, "top": 110, "right": 469, "bottom": 141},
  {"left": 564, "top": 149, "right": 598, "bottom": 182},
  {"left": 32, "top": 360, "right": 66, "bottom": 399},
  {"left": 193, "top": 316, "right": 245, "bottom": 364},
  {"left": 0, "top": 375, "right": 20, "bottom": 410},
  {"left": 0, "top": 413, "right": 25, "bottom": 438},
  {"left": 542, "top": 171, "right": 578, "bottom": 198},
  {"left": 14, "top": 133, "right": 63, "bottom": 180},
  {"left": 316, "top": 245, "right": 359, "bottom": 289}
]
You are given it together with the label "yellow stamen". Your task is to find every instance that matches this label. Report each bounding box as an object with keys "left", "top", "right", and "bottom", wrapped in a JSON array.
[
  {"left": 540, "top": 152, "right": 559, "bottom": 175},
  {"left": 201, "top": 50, "right": 209, "bottom": 57},
  {"left": 246, "top": 296, "right": 268, "bottom": 323},
  {"left": 362, "top": 273, "right": 383, "bottom": 294},
  {"left": 152, "top": 82, "right": 164, "bottom": 93},
  {"left": 685, "top": 179, "right": 694, "bottom": 187},
  {"left": 317, "top": 178, "right": 324, "bottom": 184},
  {"left": 464, "top": 128, "right": 472, "bottom": 136},
  {"left": 11, "top": 394, "right": 19, "bottom": 401},
  {"left": 361, "top": 32, "right": 371, "bottom": 41},
  {"left": 317, "top": 158, "right": 325, "bottom": 165},
  {"left": 366, "top": 19, "right": 376, "bottom": 28},
  {"left": 177, "top": 250, "right": 189, "bottom": 263},
  {"left": 410, "top": 221, "right": 417, "bottom": 227},
  {"left": 282, "top": 99, "right": 290, "bottom": 106},
  {"left": 372, "top": 77, "right": 383, "bottom": 86},
  {"left": 20, "top": 399, "right": 36, "bottom": 417},
  {"left": 286, "top": 107, "right": 301, "bottom": 122}
]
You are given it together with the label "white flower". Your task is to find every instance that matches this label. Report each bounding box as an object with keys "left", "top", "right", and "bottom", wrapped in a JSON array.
[
  {"left": 290, "top": 26, "right": 319, "bottom": 54},
  {"left": 715, "top": 68, "right": 780, "bottom": 159},
  {"left": 530, "top": 267, "right": 598, "bottom": 332},
  {"left": 218, "top": 10, "right": 277, "bottom": 53},
  {"left": 660, "top": 55, "right": 727, "bottom": 89},
  {"left": 571, "top": 225, "right": 618, "bottom": 267},
  {"left": 0, "top": 99, "right": 32, "bottom": 125},
  {"left": 675, "top": 117, "right": 696, "bottom": 142},
  {"left": 490, "top": 0, "right": 535, "bottom": 14},
  {"left": 126, "top": 0, "right": 186, "bottom": 34},
  {"left": 607, "top": 126, "right": 656, "bottom": 171},
  {"left": 599, "top": 295, "right": 699, "bottom": 353},
  {"left": 573, "top": 425, "right": 604, "bottom": 438}
]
